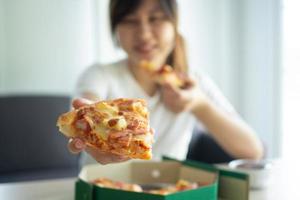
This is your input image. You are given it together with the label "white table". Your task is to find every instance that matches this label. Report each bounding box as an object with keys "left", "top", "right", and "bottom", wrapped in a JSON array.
[
  {"left": 1, "top": 162, "right": 299, "bottom": 200},
  {"left": 0, "top": 178, "right": 75, "bottom": 200},
  {"left": 250, "top": 160, "right": 300, "bottom": 200}
]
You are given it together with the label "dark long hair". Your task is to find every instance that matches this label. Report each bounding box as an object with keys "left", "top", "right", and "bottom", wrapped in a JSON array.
[{"left": 109, "top": 0, "right": 188, "bottom": 73}]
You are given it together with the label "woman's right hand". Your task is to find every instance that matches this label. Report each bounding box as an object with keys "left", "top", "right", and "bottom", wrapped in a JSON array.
[{"left": 67, "top": 98, "right": 130, "bottom": 165}]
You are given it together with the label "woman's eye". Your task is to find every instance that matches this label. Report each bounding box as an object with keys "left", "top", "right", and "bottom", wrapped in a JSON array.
[
  {"left": 149, "top": 15, "right": 166, "bottom": 23},
  {"left": 149, "top": 14, "right": 166, "bottom": 23}
]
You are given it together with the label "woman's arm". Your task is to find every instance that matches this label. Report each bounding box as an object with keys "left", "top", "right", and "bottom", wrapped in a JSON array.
[
  {"left": 191, "top": 98, "right": 263, "bottom": 160},
  {"left": 161, "top": 79, "right": 264, "bottom": 160}
]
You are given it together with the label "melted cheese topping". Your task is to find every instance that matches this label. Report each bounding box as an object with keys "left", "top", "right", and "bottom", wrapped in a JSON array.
[
  {"left": 132, "top": 101, "right": 148, "bottom": 117},
  {"left": 114, "top": 117, "right": 127, "bottom": 130},
  {"left": 95, "top": 102, "right": 118, "bottom": 116},
  {"left": 93, "top": 101, "right": 129, "bottom": 140}
]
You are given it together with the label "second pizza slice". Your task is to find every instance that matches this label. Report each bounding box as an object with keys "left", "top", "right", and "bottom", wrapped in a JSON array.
[
  {"left": 57, "top": 98, "right": 154, "bottom": 160},
  {"left": 140, "top": 60, "right": 185, "bottom": 88}
]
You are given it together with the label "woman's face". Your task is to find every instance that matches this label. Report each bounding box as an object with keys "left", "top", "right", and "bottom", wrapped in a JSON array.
[{"left": 116, "top": 0, "right": 176, "bottom": 68}]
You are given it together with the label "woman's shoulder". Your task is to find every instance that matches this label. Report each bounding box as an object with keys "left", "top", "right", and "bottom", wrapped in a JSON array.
[
  {"left": 189, "top": 68, "right": 238, "bottom": 115},
  {"left": 188, "top": 69, "right": 215, "bottom": 88},
  {"left": 189, "top": 69, "right": 226, "bottom": 100}
]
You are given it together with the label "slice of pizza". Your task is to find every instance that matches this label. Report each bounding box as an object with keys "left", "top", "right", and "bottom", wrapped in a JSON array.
[
  {"left": 92, "top": 178, "right": 143, "bottom": 192},
  {"left": 147, "top": 179, "right": 199, "bottom": 195},
  {"left": 56, "top": 98, "right": 154, "bottom": 160},
  {"left": 140, "top": 60, "right": 185, "bottom": 88}
]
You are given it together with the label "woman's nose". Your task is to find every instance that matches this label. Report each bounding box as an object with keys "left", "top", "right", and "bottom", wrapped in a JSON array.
[{"left": 137, "top": 20, "right": 153, "bottom": 41}]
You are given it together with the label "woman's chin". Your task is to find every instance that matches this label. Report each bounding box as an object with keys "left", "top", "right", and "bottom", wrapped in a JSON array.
[
  {"left": 138, "top": 55, "right": 154, "bottom": 61},
  {"left": 129, "top": 53, "right": 164, "bottom": 68}
]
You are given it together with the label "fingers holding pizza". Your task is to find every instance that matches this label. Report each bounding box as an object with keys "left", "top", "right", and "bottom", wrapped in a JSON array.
[
  {"left": 68, "top": 137, "right": 131, "bottom": 164},
  {"left": 160, "top": 77, "right": 206, "bottom": 114},
  {"left": 140, "top": 60, "right": 208, "bottom": 113},
  {"left": 139, "top": 60, "right": 186, "bottom": 88}
]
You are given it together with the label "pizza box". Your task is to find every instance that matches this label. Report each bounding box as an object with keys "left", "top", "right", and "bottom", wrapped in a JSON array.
[{"left": 75, "top": 158, "right": 249, "bottom": 200}]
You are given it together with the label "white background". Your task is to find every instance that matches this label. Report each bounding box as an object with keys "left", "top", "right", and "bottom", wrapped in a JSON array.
[
  {"left": 282, "top": 0, "right": 300, "bottom": 164},
  {"left": 0, "top": 0, "right": 96, "bottom": 94}
]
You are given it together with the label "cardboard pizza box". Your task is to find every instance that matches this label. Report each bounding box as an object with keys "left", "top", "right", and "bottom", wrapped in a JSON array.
[
  {"left": 217, "top": 169, "right": 249, "bottom": 200},
  {"left": 164, "top": 157, "right": 250, "bottom": 200},
  {"left": 75, "top": 159, "right": 249, "bottom": 200}
]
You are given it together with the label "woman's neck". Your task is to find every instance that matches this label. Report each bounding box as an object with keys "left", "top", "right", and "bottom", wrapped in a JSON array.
[{"left": 127, "top": 59, "right": 158, "bottom": 97}]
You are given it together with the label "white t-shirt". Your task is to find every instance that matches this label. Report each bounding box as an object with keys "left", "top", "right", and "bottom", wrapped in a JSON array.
[{"left": 75, "top": 59, "right": 237, "bottom": 163}]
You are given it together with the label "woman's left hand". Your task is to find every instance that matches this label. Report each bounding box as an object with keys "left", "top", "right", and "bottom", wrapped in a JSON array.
[{"left": 160, "top": 77, "right": 207, "bottom": 113}]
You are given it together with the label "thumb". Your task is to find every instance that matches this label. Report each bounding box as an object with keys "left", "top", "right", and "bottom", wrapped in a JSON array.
[
  {"left": 72, "top": 98, "right": 93, "bottom": 109},
  {"left": 181, "top": 77, "right": 196, "bottom": 90}
]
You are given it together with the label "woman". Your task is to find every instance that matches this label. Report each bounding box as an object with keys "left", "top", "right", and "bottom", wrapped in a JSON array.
[{"left": 68, "top": 0, "right": 263, "bottom": 164}]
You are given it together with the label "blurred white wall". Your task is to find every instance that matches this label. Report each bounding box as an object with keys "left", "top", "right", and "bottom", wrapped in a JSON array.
[
  {"left": 240, "top": 0, "right": 282, "bottom": 157},
  {"left": 0, "top": 0, "right": 96, "bottom": 95},
  {"left": 0, "top": 0, "right": 6, "bottom": 92},
  {"left": 282, "top": 0, "right": 300, "bottom": 163}
]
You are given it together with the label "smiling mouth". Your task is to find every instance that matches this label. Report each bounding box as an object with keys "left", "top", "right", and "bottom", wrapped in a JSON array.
[{"left": 135, "top": 45, "right": 157, "bottom": 55}]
